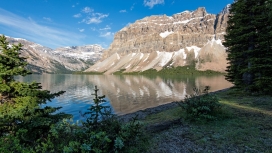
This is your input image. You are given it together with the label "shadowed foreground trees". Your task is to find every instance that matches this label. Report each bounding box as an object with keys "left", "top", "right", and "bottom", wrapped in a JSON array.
[
  {"left": 224, "top": 0, "right": 272, "bottom": 93},
  {"left": 0, "top": 35, "right": 147, "bottom": 152},
  {"left": 0, "top": 35, "right": 70, "bottom": 149}
]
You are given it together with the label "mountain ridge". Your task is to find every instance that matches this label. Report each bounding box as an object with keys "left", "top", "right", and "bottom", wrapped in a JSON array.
[
  {"left": 85, "top": 5, "right": 230, "bottom": 74},
  {"left": 4, "top": 35, "right": 104, "bottom": 73}
]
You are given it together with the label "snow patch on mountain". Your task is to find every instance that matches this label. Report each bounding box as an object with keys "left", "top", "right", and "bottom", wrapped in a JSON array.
[
  {"left": 157, "top": 51, "right": 173, "bottom": 67},
  {"left": 4, "top": 36, "right": 104, "bottom": 73},
  {"left": 186, "top": 46, "right": 201, "bottom": 58},
  {"left": 178, "top": 10, "right": 191, "bottom": 14},
  {"left": 53, "top": 45, "right": 104, "bottom": 62},
  {"left": 174, "top": 49, "right": 186, "bottom": 59},
  {"left": 160, "top": 31, "right": 174, "bottom": 38}
]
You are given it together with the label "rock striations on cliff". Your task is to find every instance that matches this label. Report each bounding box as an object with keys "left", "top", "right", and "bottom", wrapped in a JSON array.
[
  {"left": 85, "top": 5, "right": 230, "bottom": 74},
  {"left": 5, "top": 36, "right": 104, "bottom": 73}
]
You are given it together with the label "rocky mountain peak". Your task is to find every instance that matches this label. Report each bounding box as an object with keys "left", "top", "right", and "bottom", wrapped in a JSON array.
[
  {"left": 4, "top": 36, "right": 104, "bottom": 73},
  {"left": 55, "top": 44, "right": 103, "bottom": 53},
  {"left": 192, "top": 7, "right": 207, "bottom": 17},
  {"left": 101, "top": 7, "right": 219, "bottom": 61},
  {"left": 54, "top": 44, "right": 104, "bottom": 62},
  {"left": 85, "top": 5, "right": 231, "bottom": 74},
  {"left": 220, "top": 4, "right": 231, "bottom": 14}
]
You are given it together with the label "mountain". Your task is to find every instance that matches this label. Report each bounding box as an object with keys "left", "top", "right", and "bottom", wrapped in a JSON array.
[
  {"left": 5, "top": 36, "right": 104, "bottom": 73},
  {"left": 85, "top": 5, "right": 230, "bottom": 74}
]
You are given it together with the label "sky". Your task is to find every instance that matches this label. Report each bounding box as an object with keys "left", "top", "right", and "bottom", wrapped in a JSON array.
[{"left": 0, "top": 0, "right": 233, "bottom": 49}]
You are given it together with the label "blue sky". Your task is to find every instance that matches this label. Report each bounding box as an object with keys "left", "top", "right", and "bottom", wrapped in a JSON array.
[{"left": 0, "top": 0, "right": 233, "bottom": 49}]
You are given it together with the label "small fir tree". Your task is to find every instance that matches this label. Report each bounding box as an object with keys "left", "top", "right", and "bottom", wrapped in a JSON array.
[{"left": 0, "top": 35, "right": 70, "bottom": 144}]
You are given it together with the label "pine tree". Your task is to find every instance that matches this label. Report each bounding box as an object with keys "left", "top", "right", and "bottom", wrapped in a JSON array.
[
  {"left": 223, "top": 0, "right": 272, "bottom": 93},
  {"left": 251, "top": 0, "right": 272, "bottom": 92},
  {"left": 0, "top": 35, "right": 70, "bottom": 143}
]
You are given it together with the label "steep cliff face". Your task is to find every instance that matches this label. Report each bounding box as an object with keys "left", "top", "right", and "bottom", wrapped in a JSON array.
[
  {"left": 85, "top": 5, "right": 230, "bottom": 74},
  {"left": 5, "top": 36, "right": 103, "bottom": 73}
]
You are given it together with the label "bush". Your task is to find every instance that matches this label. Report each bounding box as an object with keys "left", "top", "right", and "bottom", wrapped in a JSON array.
[
  {"left": 3, "top": 86, "right": 148, "bottom": 153},
  {"left": 0, "top": 35, "right": 70, "bottom": 151},
  {"left": 178, "top": 86, "right": 222, "bottom": 121},
  {"left": 38, "top": 87, "right": 147, "bottom": 153},
  {"left": 0, "top": 34, "right": 148, "bottom": 152}
]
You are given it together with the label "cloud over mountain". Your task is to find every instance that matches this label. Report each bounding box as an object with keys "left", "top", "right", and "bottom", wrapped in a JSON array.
[{"left": 0, "top": 8, "right": 85, "bottom": 49}]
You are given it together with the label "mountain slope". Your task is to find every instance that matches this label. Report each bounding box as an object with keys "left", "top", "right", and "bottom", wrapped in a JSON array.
[
  {"left": 85, "top": 5, "right": 230, "bottom": 74},
  {"left": 5, "top": 36, "right": 103, "bottom": 73}
]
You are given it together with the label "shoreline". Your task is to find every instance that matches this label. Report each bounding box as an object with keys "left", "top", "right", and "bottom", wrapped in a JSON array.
[{"left": 118, "top": 87, "right": 231, "bottom": 122}]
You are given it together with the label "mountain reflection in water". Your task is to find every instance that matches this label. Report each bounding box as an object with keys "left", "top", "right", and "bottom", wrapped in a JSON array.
[{"left": 16, "top": 74, "right": 232, "bottom": 120}]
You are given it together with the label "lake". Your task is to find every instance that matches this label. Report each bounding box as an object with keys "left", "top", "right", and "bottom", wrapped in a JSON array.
[{"left": 16, "top": 74, "right": 233, "bottom": 120}]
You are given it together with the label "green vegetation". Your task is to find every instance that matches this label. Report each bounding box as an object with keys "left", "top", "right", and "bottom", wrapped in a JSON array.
[
  {"left": 76, "top": 65, "right": 222, "bottom": 76},
  {"left": 1, "top": 0, "right": 272, "bottom": 150},
  {"left": 0, "top": 35, "right": 147, "bottom": 152},
  {"left": 145, "top": 66, "right": 222, "bottom": 76},
  {"left": 144, "top": 88, "right": 272, "bottom": 152},
  {"left": 0, "top": 35, "right": 71, "bottom": 151},
  {"left": 224, "top": 0, "right": 272, "bottom": 94},
  {"left": 178, "top": 86, "right": 222, "bottom": 121},
  {"left": 24, "top": 86, "right": 148, "bottom": 152},
  {"left": 112, "top": 65, "right": 223, "bottom": 76}
]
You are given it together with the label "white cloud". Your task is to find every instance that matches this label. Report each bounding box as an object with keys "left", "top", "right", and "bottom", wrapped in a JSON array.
[
  {"left": 119, "top": 10, "right": 127, "bottom": 13},
  {"left": 0, "top": 8, "right": 85, "bottom": 49},
  {"left": 78, "top": 28, "right": 85, "bottom": 32},
  {"left": 73, "top": 13, "right": 82, "bottom": 18},
  {"left": 43, "top": 17, "right": 52, "bottom": 22},
  {"left": 144, "top": 0, "right": 164, "bottom": 8},
  {"left": 89, "top": 18, "right": 100, "bottom": 24},
  {"left": 75, "top": 7, "right": 108, "bottom": 24},
  {"left": 99, "top": 25, "right": 111, "bottom": 31},
  {"left": 99, "top": 32, "right": 114, "bottom": 38},
  {"left": 130, "top": 3, "right": 136, "bottom": 10},
  {"left": 92, "top": 13, "right": 108, "bottom": 18},
  {"left": 82, "top": 17, "right": 100, "bottom": 24},
  {"left": 82, "top": 7, "right": 93, "bottom": 13},
  {"left": 81, "top": 13, "right": 108, "bottom": 24}
]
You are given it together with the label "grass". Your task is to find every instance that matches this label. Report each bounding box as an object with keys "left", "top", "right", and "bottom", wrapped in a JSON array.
[
  {"left": 80, "top": 65, "right": 224, "bottom": 76},
  {"left": 142, "top": 88, "right": 272, "bottom": 152},
  {"left": 144, "top": 107, "right": 182, "bottom": 125},
  {"left": 156, "top": 65, "right": 223, "bottom": 76},
  {"left": 133, "top": 66, "right": 224, "bottom": 76}
]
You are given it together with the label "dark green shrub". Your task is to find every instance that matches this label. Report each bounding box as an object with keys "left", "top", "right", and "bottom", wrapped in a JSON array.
[
  {"left": 0, "top": 86, "right": 148, "bottom": 152},
  {"left": 31, "top": 86, "right": 148, "bottom": 153},
  {"left": 79, "top": 86, "right": 148, "bottom": 152},
  {"left": 0, "top": 35, "right": 70, "bottom": 152},
  {"left": 0, "top": 34, "right": 148, "bottom": 152},
  {"left": 178, "top": 86, "right": 222, "bottom": 121}
]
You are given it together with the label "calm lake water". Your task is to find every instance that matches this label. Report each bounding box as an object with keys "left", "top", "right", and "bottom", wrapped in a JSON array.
[{"left": 16, "top": 74, "right": 232, "bottom": 120}]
